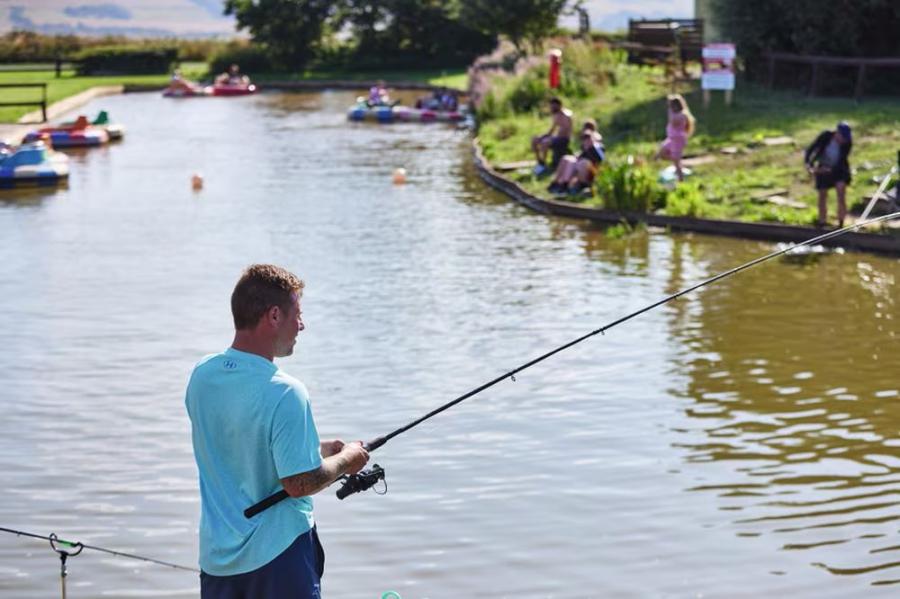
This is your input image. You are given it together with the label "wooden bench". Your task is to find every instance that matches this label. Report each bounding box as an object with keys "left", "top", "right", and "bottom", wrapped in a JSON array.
[
  {"left": 626, "top": 19, "right": 704, "bottom": 68},
  {"left": 0, "top": 83, "right": 47, "bottom": 122}
]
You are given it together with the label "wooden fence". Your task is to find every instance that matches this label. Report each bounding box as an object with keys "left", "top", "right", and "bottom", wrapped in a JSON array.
[
  {"left": 765, "top": 52, "right": 900, "bottom": 100},
  {"left": 0, "top": 59, "right": 75, "bottom": 78},
  {"left": 0, "top": 83, "right": 47, "bottom": 122}
]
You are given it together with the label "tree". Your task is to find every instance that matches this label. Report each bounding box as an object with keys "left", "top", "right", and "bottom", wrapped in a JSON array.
[
  {"left": 337, "top": 0, "right": 497, "bottom": 68},
  {"left": 459, "top": 0, "right": 567, "bottom": 54},
  {"left": 223, "top": 0, "right": 337, "bottom": 68},
  {"left": 711, "top": 0, "right": 900, "bottom": 78}
]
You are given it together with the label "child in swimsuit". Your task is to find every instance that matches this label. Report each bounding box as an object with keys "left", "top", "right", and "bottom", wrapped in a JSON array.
[{"left": 654, "top": 94, "right": 695, "bottom": 182}]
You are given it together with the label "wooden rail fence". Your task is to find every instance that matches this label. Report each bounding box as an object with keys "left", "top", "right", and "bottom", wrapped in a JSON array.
[
  {"left": 0, "top": 83, "right": 47, "bottom": 122},
  {"left": 765, "top": 52, "right": 900, "bottom": 100}
]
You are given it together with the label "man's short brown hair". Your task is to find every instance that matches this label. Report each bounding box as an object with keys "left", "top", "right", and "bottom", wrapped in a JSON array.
[{"left": 231, "top": 264, "right": 304, "bottom": 330}]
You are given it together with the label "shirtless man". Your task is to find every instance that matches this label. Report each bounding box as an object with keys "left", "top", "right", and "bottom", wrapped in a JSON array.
[{"left": 531, "top": 97, "right": 573, "bottom": 175}]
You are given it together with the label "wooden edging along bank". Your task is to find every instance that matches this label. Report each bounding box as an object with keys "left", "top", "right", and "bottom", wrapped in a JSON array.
[{"left": 472, "top": 139, "right": 900, "bottom": 256}]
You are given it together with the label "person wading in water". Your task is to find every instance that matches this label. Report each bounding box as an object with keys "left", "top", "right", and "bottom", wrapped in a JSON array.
[{"left": 186, "top": 264, "right": 369, "bottom": 598}]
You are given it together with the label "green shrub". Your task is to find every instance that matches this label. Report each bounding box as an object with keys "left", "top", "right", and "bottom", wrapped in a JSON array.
[
  {"left": 596, "top": 158, "right": 666, "bottom": 212},
  {"left": 476, "top": 90, "right": 507, "bottom": 121},
  {"left": 75, "top": 45, "right": 177, "bottom": 75},
  {"left": 561, "top": 41, "right": 623, "bottom": 92},
  {"left": 664, "top": 182, "right": 713, "bottom": 218},
  {"left": 209, "top": 43, "right": 275, "bottom": 76},
  {"left": 507, "top": 66, "right": 551, "bottom": 113}
]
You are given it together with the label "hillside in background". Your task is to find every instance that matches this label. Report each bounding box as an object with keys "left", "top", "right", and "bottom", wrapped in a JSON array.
[{"left": 0, "top": 0, "right": 236, "bottom": 37}]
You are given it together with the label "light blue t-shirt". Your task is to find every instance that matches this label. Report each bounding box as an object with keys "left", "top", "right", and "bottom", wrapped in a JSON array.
[{"left": 185, "top": 347, "right": 322, "bottom": 576}]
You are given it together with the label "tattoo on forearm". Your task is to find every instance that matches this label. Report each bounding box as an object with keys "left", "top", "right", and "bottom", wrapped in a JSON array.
[{"left": 283, "top": 454, "right": 351, "bottom": 497}]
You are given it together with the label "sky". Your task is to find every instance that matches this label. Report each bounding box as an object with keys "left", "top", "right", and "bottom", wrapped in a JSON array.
[
  {"left": 562, "top": 0, "right": 693, "bottom": 32},
  {"left": 0, "top": 0, "right": 694, "bottom": 38}
]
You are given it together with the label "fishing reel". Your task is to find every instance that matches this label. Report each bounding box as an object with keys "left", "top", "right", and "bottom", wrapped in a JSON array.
[{"left": 336, "top": 464, "right": 386, "bottom": 500}]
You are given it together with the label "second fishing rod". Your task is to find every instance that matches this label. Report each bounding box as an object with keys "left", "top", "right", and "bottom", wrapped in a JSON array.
[{"left": 245, "top": 212, "right": 900, "bottom": 519}]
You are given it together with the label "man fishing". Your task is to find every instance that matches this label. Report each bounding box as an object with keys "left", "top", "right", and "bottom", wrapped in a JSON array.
[{"left": 185, "top": 264, "right": 369, "bottom": 598}]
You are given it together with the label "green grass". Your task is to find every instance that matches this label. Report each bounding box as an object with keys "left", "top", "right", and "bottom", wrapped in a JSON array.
[
  {"left": 477, "top": 44, "right": 900, "bottom": 226},
  {"left": 0, "top": 62, "right": 207, "bottom": 122},
  {"left": 253, "top": 68, "right": 467, "bottom": 90}
]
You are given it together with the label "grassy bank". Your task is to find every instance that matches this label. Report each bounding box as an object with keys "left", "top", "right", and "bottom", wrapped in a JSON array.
[
  {"left": 477, "top": 42, "right": 900, "bottom": 226},
  {"left": 0, "top": 62, "right": 206, "bottom": 123}
]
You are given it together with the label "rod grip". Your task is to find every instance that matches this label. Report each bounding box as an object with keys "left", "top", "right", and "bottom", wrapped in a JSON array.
[
  {"left": 365, "top": 436, "right": 387, "bottom": 451},
  {"left": 244, "top": 489, "right": 289, "bottom": 519}
]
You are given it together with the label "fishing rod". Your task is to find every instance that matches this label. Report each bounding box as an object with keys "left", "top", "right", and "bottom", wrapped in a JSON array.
[
  {"left": 1, "top": 526, "right": 198, "bottom": 599},
  {"left": 246, "top": 211, "right": 900, "bottom": 519}
]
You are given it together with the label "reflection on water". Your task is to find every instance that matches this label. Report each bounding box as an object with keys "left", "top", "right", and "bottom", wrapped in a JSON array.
[
  {"left": 0, "top": 89, "right": 897, "bottom": 598},
  {"left": 671, "top": 238, "right": 899, "bottom": 588}
]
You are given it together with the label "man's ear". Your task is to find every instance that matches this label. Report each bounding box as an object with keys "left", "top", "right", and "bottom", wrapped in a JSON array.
[{"left": 265, "top": 305, "right": 281, "bottom": 326}]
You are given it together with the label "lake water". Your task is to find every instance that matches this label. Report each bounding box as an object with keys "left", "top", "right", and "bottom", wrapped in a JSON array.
[{"left": 0, "top": 89, "right": 898, "bottom": 598}]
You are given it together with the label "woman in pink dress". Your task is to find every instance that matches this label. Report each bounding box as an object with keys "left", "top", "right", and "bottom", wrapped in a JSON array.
[{"left": 654, "top": 94, "right": 696, "bottom": 182}]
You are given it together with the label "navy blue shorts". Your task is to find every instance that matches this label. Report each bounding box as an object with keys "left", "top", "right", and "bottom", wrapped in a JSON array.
[{"left": 200, "top": 527, "right": 325, "bottom": 599}]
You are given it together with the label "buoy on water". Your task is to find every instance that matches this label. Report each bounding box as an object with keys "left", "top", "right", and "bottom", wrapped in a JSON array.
[
  {"left": 191, "top": 173, "right": 204, "bottom": 191},
  {"left": 392, "top": 168, "right": 407, "bottom": 185}
]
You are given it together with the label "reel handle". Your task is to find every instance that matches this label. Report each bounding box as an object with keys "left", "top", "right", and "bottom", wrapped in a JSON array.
[{"left": 336, "top": 464, "right": 386, "bottom": 500}]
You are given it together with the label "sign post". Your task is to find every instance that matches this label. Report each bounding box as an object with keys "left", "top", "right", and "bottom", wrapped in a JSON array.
[{"left": 702, "top": 43, "right": 736, "bottom": 107}]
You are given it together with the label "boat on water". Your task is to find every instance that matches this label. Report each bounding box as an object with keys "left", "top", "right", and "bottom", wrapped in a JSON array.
[
  {"left": 55, "top": 111, "right": 125, "bottom": 141},
  {"left": 212, "top": 82, "right": 257, "bottom": 96},
  {"left": 23, "top": 120, "right": 109, "bottom": 148},
  {"left": 347, "top": 102, "right": 465, "bottom": 124},
  {"left": 0, "top": 140, "right": 69, "bottom": 188},
  {"left": 163, "top": 81, "right": 258, "bottom": 98}
]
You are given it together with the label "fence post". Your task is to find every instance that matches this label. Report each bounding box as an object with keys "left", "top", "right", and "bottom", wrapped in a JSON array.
[
  {"left": 55, "top": 57, "right": 61, "bottom": 78},
  {"left": 767, "top": 54, "right": 775, "bottom": 89},
  {"left": 809, "top": 61, "right": 819, "bottom": 96},
  {"left": 41, "top": 84, "right": 47, "bottom": 122},
  {"left": 854, "top": 64, "right": 866, "bottom": 102}
]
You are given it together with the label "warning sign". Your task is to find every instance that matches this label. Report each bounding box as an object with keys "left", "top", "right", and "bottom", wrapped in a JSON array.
[{"left": 702, "top": 43, "right": 736, "bottom": 91}]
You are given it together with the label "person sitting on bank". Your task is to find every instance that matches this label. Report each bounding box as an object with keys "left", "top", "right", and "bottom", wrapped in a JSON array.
[
  {"left": 653, "top": 94, "right": 695, "bottom": 182},
  {"left": 805, "top": 121, "right": 853, "bottom": 227},
  {"left": 547, "top": 126, "right": 605, "bottom": 196},
  {"left": 531, "top": 97, "right": 573, "bottom": 176}
]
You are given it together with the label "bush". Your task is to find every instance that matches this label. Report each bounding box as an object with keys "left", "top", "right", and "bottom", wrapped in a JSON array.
[
  {"left": 561, "top": 41, "right": 622, "bottom": 92},
  {"left": 209, "top": 43, "right": 275, "bottom": 75},
  {"left": 507, "top": 66, "right": 550, "bottom": 113},
  {"left": 75, "top": 45, "right": 177, "bottom": 75},
  {"left": 595, "top": 158, "right": 666, "bottom": 212},
  {"left": 663, "top": 181, "right": 713, "bottom": 218},
  {"left": 712, "top": 0, "right": 900, "bottom": 84}
]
